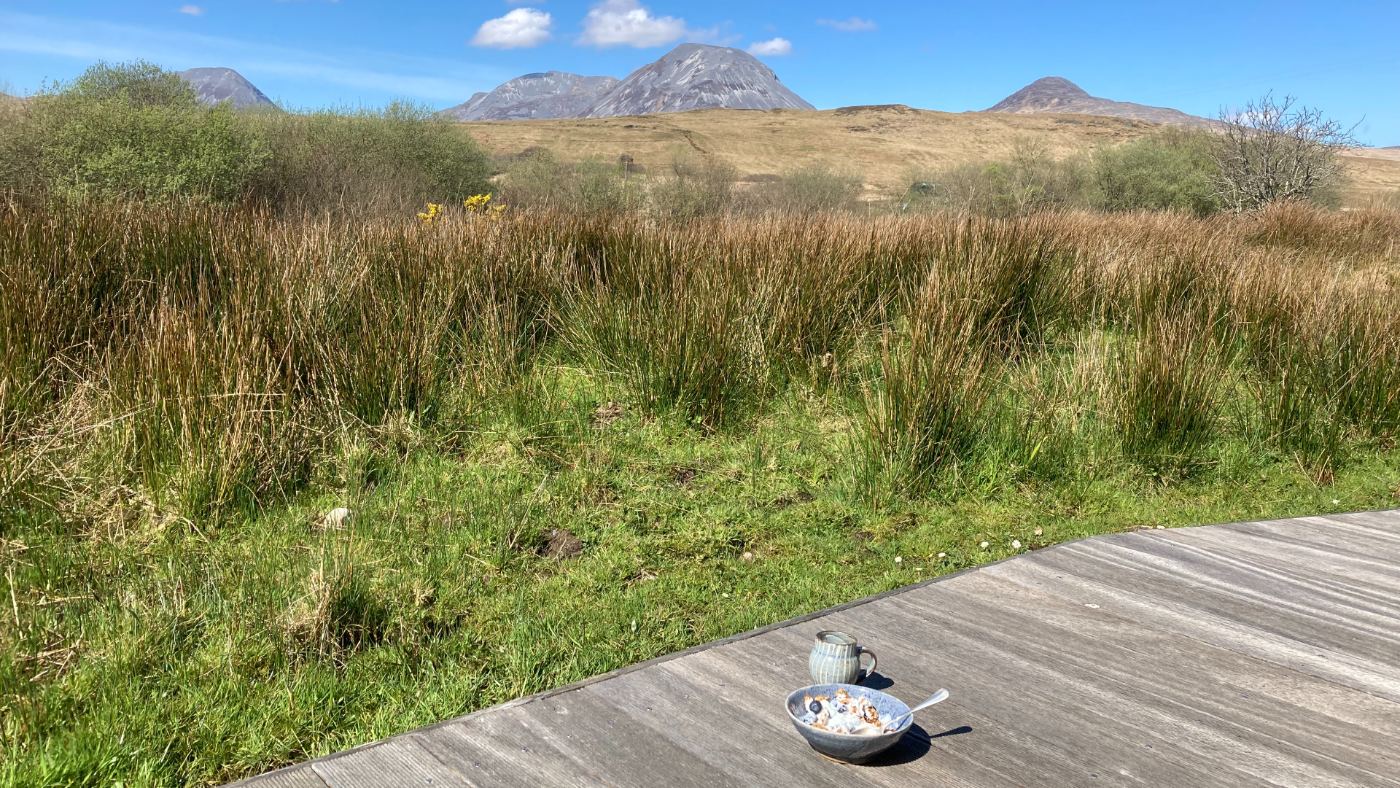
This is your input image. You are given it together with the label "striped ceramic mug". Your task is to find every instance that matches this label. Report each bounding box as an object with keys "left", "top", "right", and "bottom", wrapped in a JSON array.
[{"left": 808, "top": 630, "right": 878, "bottom": 685}]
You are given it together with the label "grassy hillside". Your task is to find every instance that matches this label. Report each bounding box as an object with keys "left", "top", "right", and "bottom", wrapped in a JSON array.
[
  {"left": 455, "top": 106, "right": 1400, "bottom": 202},
  {"left": 3, "top": 203, "right": 1399, "bottom": 784}
]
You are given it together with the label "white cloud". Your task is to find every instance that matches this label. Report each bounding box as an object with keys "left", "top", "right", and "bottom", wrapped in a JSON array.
[
  {"left": 471, "top": 8, "right": 552, "bottom": 49},
  {"left": 747, "top": 37, "right": 791, "bottom": 56},
  {"left": 817, "top": 17, "right": 876, "bottom": 32},
  {"left": 178, "top": 5, "right": 204, "bottom": 15},
  {"left": 578, "top": 0, "right": 686, "bottom": 48}
]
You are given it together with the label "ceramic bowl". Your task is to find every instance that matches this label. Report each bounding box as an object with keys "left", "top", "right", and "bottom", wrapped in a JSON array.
[{"left": 784, "top": 683, "right": 912, "bottom": 763}]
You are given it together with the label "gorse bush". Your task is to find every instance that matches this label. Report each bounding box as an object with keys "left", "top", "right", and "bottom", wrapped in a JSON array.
[{"left": 0, "top": 62, "right": 492, "bottom": 212}]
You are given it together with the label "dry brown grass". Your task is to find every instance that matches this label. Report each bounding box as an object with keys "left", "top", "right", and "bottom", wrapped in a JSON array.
[{"left": 454, "top": 107, "right": 1400, "bottom": 204}]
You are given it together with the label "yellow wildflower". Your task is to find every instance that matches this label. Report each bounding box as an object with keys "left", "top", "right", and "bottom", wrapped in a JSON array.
[
  {"left": 463, "top": 193, "right": 501, "bottom": 215},
  {"left": 416, "top": 202, "right": 443, "bottom": 225}
]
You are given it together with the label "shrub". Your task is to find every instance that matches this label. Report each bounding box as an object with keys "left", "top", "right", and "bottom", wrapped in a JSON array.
[
  {"left": 1214, "top": 94, "right": 1354, "bottom": 212},
  {"left": 1088, "top": 130, "right": 1221, "bottom": 216},
  {"left": 248, "top": 102, "right": 492, "bottom": 214},
  {"left": 0, "top": 62, "right": 492, "bottom": 214},
  {"left": 648, "top": 151, "right": 736, "bottom": 219},
  {"left": 1, "top": 61, "right": 268, "bottom": 204},
  {"left": 909, "top": 140, "right": 1090, "bottom": 216},
  {"left": 742, "top": 165, "right": 862, "bottom": 214},
  {"left": 501, "top": 150, "right": 642, "bottom": 214}
]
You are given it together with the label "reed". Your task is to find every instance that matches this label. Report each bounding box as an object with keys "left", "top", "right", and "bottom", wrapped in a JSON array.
[{"left": 4, "top": 200, "right": 1400, "bottom": 784}]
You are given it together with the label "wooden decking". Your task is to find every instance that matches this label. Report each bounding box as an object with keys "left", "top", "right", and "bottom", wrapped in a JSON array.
[{"left": 237, "top": 510, "right": 1400, "bottom": 787}]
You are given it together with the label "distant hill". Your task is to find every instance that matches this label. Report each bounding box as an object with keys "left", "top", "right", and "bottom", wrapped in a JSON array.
[
  {"left": 586, "top": 43, "right": 813, "bottom": 118},
  {"left": 440, "top": 72, "right": 619, "bottom": 121},
  {"left": 453, "top": 105, "right": 1400, "bottom": 203},
  {"left": 443, "top": 44, "right": 814, "bottom": 122},
  {"left": 178, "top": 68, "right": 277, "bottom": 110},
  {"left": 988, "top": 76, "right": 1209, "bottom": 127}
]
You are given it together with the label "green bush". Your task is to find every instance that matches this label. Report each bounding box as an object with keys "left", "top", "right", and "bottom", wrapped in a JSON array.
[
  {"left": 0, "top": 61, "right": 492, "bottom": 214},
  {"left": 743, "top": 165, "right": 863, "bottom": 214},
  {"left": 648, "top": 151, "right": 736, "bottom": 219},
  {"left": 1088, "top": 130, "right": 1220, "bottom": 216},
  {"left": 248, "top": 103, "right": 492, "bottom": 214},
  {"left": 1, "top": 61, "right": 268, "bottom": 204},
  {"left": 501, "top": 150, "right": 642, "bottom": 214},
  {"left": 909, "top": 140, "right": 1090, "bottom": 217}
]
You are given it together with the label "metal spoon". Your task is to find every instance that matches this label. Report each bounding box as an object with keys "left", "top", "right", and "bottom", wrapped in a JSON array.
[{"left": 883, "top": 688, "right": 950, "bottom": 732}]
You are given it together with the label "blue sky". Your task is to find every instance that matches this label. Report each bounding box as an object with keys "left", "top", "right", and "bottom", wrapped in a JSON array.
[{"left": 2, "top": 1, "right": 1397, "bottom": 144}]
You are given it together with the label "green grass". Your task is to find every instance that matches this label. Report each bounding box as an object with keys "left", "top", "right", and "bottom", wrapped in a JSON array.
[{"left": 4, "top": 361, "right": 1399, "bottom": 785}]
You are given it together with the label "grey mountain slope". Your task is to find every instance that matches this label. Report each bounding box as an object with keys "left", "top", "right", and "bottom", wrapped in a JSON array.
[
  {"left": 439, "top": 72, "right": 619, "bottom": 121},
  {"left": 179, "top": 68, "right": 277, "bottom": 110},
  {"left": 585, "top": 43, "right": 813, "bottom": 118},
  {"left": 988, "top": 76, "right": 1208, "bottom": 127}
]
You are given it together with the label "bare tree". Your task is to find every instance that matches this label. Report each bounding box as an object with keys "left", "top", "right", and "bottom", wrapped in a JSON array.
[{"left": 1213, "top": 94, "right": 1356, "bottom": 212}]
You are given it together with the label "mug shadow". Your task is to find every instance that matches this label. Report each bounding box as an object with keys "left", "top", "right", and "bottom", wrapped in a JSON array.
[
  {"left": 858, "top": 671, "right": 895, "bottom": 690},
  {"left": 861, "top": 723, "right": 973, "bottom": 767}
]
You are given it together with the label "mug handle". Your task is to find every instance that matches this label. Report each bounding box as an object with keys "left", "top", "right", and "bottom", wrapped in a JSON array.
[{"left": 858, "top": 647, "right": 877, "bottom": 680}]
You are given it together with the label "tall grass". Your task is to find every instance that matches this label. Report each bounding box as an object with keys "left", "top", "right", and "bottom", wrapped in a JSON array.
[
  {"left": 2, "top": 202, "right": 1397, "bottom": 526},
  {"left": 4, "top": 198, "right": 1400, "bottom": 784}
]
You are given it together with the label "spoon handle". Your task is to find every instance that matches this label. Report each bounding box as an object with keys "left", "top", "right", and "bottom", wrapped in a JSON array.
[{"left": 885, "top": 688, "right": 950, "bottom": 731}]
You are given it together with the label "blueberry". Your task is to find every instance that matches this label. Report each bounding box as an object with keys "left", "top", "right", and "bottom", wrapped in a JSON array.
[{"left": 808, "top": 700, "right": 822, "bottom": 715}]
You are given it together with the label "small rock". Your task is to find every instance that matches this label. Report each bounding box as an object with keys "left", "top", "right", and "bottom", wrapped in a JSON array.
[
  {"left": 937, "top": 552, "right": 947, "bottom": 559},
  {"left": 979, "top": 541, "right": 990, "bottom": 550},
  {"left": 322, "top": 507, "right": 352, "bottom": 530},
  {"left": 540, "top": 528, "right": 583, "bottom": 559}
]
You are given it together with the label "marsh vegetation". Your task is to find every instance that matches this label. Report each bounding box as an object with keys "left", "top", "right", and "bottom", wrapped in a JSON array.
[{"left": 2, "top": 63, "right": 1398, "bottom": 785}]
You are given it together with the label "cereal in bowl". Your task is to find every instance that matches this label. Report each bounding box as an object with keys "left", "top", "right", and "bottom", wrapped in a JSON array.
[{"left": 798, "top": 687, "right": 887, "bottom": 736}]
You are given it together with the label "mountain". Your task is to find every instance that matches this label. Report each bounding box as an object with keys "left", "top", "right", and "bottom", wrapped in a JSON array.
[
  {"left": 987, "top": 77, "right": 1208, "bottom": 127},
  {"left": 178, "top": 67, "right": 277, "bottom": 110},
  {"left": 439, "top": 72, "right": 620, "bottom": 121},
  {"left": 584, "top": 43, "right": 813, "bottom": 118}
]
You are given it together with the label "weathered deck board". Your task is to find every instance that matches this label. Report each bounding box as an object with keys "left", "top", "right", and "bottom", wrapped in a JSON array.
[{"left": 235, "top": 510, "right": 1400, "bottom": 787}]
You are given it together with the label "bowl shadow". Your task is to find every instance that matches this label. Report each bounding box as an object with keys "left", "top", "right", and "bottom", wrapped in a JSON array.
[{"left": 860, "top": 723, "right": 973, "bottom": 767}]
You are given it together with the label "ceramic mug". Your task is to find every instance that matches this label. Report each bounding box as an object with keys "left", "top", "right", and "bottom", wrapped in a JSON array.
[{"left": 808, "top": 630, "right": 877, "bottom": 685}]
